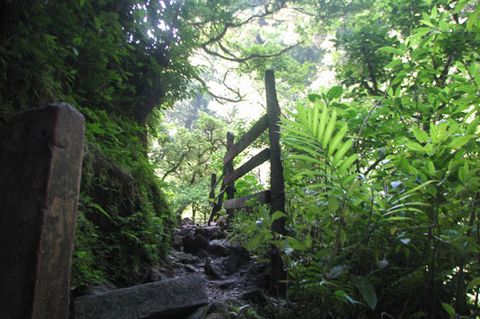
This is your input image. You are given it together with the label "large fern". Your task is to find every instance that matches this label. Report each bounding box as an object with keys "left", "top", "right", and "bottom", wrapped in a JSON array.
[{"left": 282, "top": 101, "right": 358, "bottom": 186}]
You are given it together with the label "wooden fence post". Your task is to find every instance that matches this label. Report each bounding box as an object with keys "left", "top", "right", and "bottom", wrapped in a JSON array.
[
  {"left": 225, "top": 131, "right": 235, "bottom": 221},
  {"left": 209, "top": 173, "right": 217, "bottom": 207},
  {"left": 265, "top": 69, "right": 287, "bottom": 296},
  {"left": 0, "top": 103, "right": 85, "bottom": 319}
]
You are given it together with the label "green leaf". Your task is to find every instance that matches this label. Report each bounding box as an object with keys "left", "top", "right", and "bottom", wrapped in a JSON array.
[
  {"left": 458, "top": 162, "right": 469, "bottom": 183},
  {"left": 466, "top": 277, "right": 480, "bottom": 291},
  {"left": 441, "top": 303, "right": 455, "bottom": 317},
  {"left": 406, "top": 141, "right": 425, "bottom": 153},
  {"left": 380, "top": 216, "right": 413, "bottom": 223},
  {"left": 378, "top": 47, "right": 403, "bottom": 55},
  {"left": 307, "top": 93, "right": 322, "bottom": 102},
  {"left": 73, "top": 36, "right": 82, "bottom": 46},
  {"left": 322, "top": 110, "right": 337, "bottom": 149},
  {"left": 426, "top": 160, "right": 435, "bottom": 175},
  {"left": 353, "top": 277, "right": 377, "bottom": 310},
  {"left": 317, "top": 105, "right": 328, "bottom": 141},
  {"left": 327, "top": 86, "right": 343, "bottom": 101},
  {"left": 385, "top": 59, "right": 402, "bottom": 69},
  {"left": 328, "top": 125, "right": 348, "bottom": 157},
  {"left": 449, "top": 135, "right": 471, "bottom": 149},
  {"left": 333, "top": 140, "right": 353, "bottom": 166},
  {"left": 335, "top": 290, "right": 360, "bottom": 305},
  {"left": 338, "top": 153, "right": 358, "bottom": 173},
  {"left": 272, "top": 211, "right": 286, "bottom": 222},
  {"left": 412, "top": 127, "right": 429, "bottom": 143}
]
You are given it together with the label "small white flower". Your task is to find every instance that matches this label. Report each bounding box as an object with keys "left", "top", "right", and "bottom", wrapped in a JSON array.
[{"left": 391, "top": 181, "right": 402, "bottom": 189}]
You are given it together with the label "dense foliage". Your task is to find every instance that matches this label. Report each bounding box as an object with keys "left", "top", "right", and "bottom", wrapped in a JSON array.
[
  {"left": 229, "top": 0, "right": 480, "bottom": 318},
  {"left": 1, "top": 0, "right": 479, "bottom": 317}
]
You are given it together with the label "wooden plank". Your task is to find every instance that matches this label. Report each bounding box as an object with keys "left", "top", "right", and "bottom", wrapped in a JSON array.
[
  {"left": 265, "top": 69, "right": 287, "bottom": 297},
  {"left": 223, "top": 191, "right": 271, "bottom": 210},
  {"left": 224, "top": 114, "right": 268, "bottom": 165},
  {"left": 0, "top": 103, "right": 85, "bottom": 319},
  {"left": 224, "top": 148, "right": 270, "bottom": 185}
]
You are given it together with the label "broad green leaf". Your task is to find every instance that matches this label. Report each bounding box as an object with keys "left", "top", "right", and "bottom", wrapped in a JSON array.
[
  {"left": 272, "top": 211, "right": 286, "bottom": 222},
  {"left": 426, "top": 160, "right": 435, "bottom": 175},
  {"left": 353, "top": 277, "right": 377, "bottom": 310},
  {"left": 385, "top": 59, "right": 402, "bottom": 69},
  {"left": 412, "top": 127, "right": 429, "bottom": 143},
  {"left": 449, "top": 135, "right": 471, "bottom": 149},
  {"left": 458, "top": 162, "right": 469, "bottom": 183},
  {"left": 441, "top": 303, "right": 455, "bottom": 317},
  {"left": 327, "top": 86, "right": 343, "bottom": 101},
  {"left": 466, "top": 277, "right": 480, "bottom": 291},
  {"left": 308, "top": 93, "right": 322, "bottom": 102},
  {"left": 406, "top": 141, "right": 425, "bottom": 153}
]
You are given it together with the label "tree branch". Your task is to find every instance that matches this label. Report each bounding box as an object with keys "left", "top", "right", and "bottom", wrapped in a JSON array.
[
  {"left": 193, "top": 73, "right": 244, "bottom": 103},
  {"left": 202, "top": 41, "right": 303, "bottom": 63}
]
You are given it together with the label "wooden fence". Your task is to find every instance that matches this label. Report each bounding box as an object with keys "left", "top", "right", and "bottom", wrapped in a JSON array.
[{"left": 207, "top": 70, "right": 287, "bottom": 295}]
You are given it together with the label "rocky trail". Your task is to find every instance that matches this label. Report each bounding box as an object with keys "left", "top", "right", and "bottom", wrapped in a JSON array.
[{"left": 73, "top": 219, "right": 282, "bottom": 319}]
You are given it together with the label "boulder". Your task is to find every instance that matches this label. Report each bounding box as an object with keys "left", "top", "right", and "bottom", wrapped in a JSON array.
[
  {"left": 196, "top": 226, "right": 225, "bottom": 240},
  {"left": 207, "top": 239, "right": 229, "bottom": 256},
  {"left": 204, "top": 258, "right": 222, "bottom": 279},
  {"left": 183, "top": 233, "right": 209, "bottom": 255},
  {"left": 74, "top": 275, "right": 208, "bottom": 319},
  {"left": 223, "top": 244, "right": 250, "bottom": 274}
]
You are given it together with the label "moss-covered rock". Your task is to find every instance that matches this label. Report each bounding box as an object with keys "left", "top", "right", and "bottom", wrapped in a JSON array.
[{"left": 71, "top": 109, "right": 174, "bottom": 287}]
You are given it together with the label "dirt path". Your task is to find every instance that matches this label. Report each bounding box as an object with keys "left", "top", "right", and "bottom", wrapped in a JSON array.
[{"left": 145, "top": 220, "right": 268, "bottom": 305}]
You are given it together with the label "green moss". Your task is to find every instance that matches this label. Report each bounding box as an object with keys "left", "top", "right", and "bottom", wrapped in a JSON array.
[{"left": 71, "top": 108, "right": 174, "bottom": 287}]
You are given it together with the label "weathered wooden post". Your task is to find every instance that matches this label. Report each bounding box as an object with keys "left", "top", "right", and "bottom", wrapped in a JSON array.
[
  {"left": 209, "top": 173, "right": 217, "bottom": 207},
  {"left": 225, "top": 131, "right": 235, "bottom": 221},
  {"left": 265, "top": 69, "right": 287, "bottom": 296},
  {"left": 0, "top": 103, "right": 85, "bottom": 319}
]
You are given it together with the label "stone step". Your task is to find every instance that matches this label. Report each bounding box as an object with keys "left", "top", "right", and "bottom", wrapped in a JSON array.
[{"left": 74, "top": 275, "right": 208, "bottom": 319}]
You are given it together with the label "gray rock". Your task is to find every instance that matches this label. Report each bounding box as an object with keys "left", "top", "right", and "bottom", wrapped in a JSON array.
[
  {"left": 207, "top": 239, "right": 229, "bottom": 256},
  {"left": 224, "top": 244, "right": 250, "bottom": 274},
  {"left": 204, "top": 258, "right": 222, "bottom": 279},
  {"left": 183, "top": 233, "right": 209, "bottom": 255},
  {"left": 74, "top": 275, "right": 208, "bottom": 319},
  {"left": 170, "top": 250, "right": 202, "bottom": 264}
]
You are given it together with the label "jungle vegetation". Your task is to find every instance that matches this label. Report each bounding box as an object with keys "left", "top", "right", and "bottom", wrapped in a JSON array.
[{"left": 0, "top": 0, "right": 479, "bottom": 317}]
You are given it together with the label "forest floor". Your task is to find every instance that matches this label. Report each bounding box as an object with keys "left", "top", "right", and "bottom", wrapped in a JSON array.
[{"left": 145, "top": 218, "right": 286, "bottom": 318}]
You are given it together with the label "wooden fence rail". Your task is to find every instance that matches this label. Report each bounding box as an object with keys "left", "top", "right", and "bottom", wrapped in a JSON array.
[{"left": 207, "top": 70, "right": 286, "bottom": 295}]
